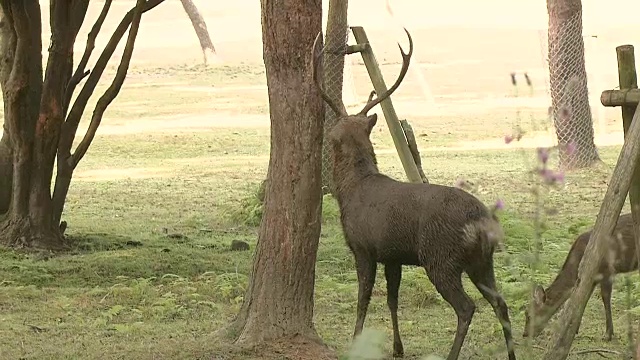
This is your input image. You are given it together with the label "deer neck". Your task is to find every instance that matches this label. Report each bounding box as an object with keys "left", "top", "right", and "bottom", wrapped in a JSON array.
[
  {"left": 534, "top": 263, "right": 581, "bottom": 326},
  {"left": 332, "top": 152, "right": 379, "bottom": 207}
]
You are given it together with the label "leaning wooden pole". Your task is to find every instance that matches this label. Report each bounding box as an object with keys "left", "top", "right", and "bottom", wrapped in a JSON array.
[
  {"left": 350, "top": 26, "right": 423, "bottom": 184},
  {"left": 607, "top": 44, "right": 640, "bottom": 358},
  {"left": 544, "top": 46, "right": 640, "bottom": 360}
]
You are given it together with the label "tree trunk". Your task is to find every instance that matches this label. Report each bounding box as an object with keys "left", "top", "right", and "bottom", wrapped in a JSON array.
[
  {"left": 0, "top": 125, "right": 11, "bottom": 216},
  {"left": 179, "top": 0, "right": 218, "bottom": 65},
  {"left": 0, "top": 1, "right": 79, "bottom": 248},
  {"left": 547, "top": 0, "right": 600, "bottom": 169},
  {"left": 227, "top": 0, "right": 331, "bottom": 355},
  {"left": 0, "top": 1, "right": 64, "bottom": 248},
  {"left": 0, "top": 5, "right": 14, "bottom": 216}
]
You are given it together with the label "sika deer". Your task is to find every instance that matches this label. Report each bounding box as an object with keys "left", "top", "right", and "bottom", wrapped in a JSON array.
[
  {"left": 523, "top": 213, "right": 638, "bottom": 341},
  {"left": 312, "top": 29, "right": 516, "bottom": 360}
]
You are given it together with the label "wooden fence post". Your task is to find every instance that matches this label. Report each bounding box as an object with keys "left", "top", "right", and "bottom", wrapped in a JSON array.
[{"left": 350, "top": 26, "right": 424, "bottom": 184}]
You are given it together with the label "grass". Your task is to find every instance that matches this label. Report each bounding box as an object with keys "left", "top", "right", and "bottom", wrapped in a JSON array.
[{"left": 0, "top": 63, "right": 637, "bottom": 360}]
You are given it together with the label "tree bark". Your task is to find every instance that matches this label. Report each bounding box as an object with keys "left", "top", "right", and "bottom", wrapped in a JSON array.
[
  {"left": 179, "top": 0, "right": 218, "bottom": 65},
  {"left": 0, "top": 0, "right": 63, "bottom": 248},
  {"left": 227, "top": 0, "right": 330, "bottom": 353},
  {"left": 0, "top": 5, "right": 12, "bottom": 216},
  {"left": 547, "top": 0, "right": 600, "bottom": 169},
  {"left": 0, "top": 129, "right": 10, "bottom": 215},
  {"left": 29, "top": 1, "right": 88, "bottom": 235},
  {"left": 0, "top": 0, "right": 162, "bottom": 249}
]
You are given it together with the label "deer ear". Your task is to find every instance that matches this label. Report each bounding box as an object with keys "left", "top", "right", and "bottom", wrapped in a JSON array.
[
  {"left": 366, "top": 113, "right": 377, "bottom": 133},
  {"left": 533, "top": 285, "right": 546, "bottom": 304}
]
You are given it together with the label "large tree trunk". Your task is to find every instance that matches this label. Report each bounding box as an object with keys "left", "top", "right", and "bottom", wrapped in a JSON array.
[
  {"left": 0, "top": 4, "right": 14, "bottom": 217},
  {"left": 179, "top": 0, "right": 218, "bottom": 65},
  {"left": 227, "top": 0, "right": 331, "bottom": 355},
  {"left": 0, "top": 0, "right": 58, "bottom": 248},
  {"left": 547, "top": 0, "right": 600, "bottom": 169}
]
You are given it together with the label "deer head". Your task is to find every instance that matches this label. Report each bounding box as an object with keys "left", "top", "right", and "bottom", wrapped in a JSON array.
[
  {"left": 311, "top": 27, "right": 414, "bottom": 120},
  {"left": 523, "top": 284, "right": 549, "bottom": 338},
  {"left": 310, "top": 28, "right": 413, "bottom": 190}
]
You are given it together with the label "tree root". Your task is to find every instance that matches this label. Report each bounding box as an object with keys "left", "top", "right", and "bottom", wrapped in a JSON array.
[
  {"left": 232, "top": 334, "right": 336, "bottom": 360},
  {"left": 0, "top": 217, "right": 69, "bottom": 250}
]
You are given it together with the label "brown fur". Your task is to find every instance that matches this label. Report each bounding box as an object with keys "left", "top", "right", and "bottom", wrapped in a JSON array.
[
  {"left": 523, "top": 213, "right": 638, "bottom": 341},
  {"left": 313, "top": 28, "right": 516, "bottom": 360}
]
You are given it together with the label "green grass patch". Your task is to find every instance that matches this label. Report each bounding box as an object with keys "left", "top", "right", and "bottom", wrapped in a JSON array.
[
  {"left": 0, "top": 60, "right": 635, "bottom": 359},
  {"left": 2, "top": 132, "right": 636, "bottom": 359}
]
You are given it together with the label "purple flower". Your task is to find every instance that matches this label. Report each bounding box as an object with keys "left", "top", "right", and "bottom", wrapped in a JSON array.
[
  {"left": 538, "top": 167, "right": 550, "bottom": 178},
  {"left": 539, "top": 168, "right": 565, "bottom": 185},
  {"left": 494, "top": 199, "right": 505, "bottom": 210},
  {"left": 552, "top": 171, "right": 565, "bottom": 184},
  {"left": 537, "top": 147, "right": 549, "bottom": 165},
  {"left": 504, "top": 135, "right": 514, "bottom": 144}
]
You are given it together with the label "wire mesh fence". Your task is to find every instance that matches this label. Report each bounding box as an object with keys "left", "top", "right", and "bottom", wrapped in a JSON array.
[
  {"left": 320, "top": 7, "right": 350, "bottom": 195},
  {"left": 543, "top": 10, "right": 600, "bottom": 169}
]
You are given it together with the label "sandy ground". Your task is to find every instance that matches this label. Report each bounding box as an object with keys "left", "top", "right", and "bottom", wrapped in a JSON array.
[{"left": 13, "top": 0, "right": 640, "bottom": 183}]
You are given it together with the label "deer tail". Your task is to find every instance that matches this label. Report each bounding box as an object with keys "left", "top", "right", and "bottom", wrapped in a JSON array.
[{"left": 463, "top": 215, "right": 505, "bottom": 257}]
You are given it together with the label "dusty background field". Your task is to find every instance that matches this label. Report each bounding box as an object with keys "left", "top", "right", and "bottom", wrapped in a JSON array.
[
  {"left": 52, "top": 0, "right": 640, "bottom": 148},
  {"left": 3, "top": 1, "right": 640, "bottom": 359}
]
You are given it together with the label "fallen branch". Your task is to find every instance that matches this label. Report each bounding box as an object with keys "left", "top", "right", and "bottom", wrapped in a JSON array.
[{"left": 571, "top": 348, "right": 621, "bottom": 358}]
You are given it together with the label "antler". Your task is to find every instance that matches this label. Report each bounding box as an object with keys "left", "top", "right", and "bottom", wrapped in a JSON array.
[
  {"left": 358, "top": 28, "right": 413, "bottom": 115},
  {"left": 311, "top": 31, "right": 348, "bottom": 117}
]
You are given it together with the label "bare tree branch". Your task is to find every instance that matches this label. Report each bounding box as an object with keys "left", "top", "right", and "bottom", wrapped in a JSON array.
[
  {"left": 52, "top": 0, "right": 164, "bottom": 223},
  {"left": 59, "top": 0, "right": 90, "bottom": 117},
  {"left": 63, "top": 0, "right": 111, "bottom": 114},
  {"left": 72, "top": 0, "right": 146, "bottom": 164},
  {"left": 59, "top": 0, "right": 163, "bottom": 164},
  {"left": 179, "top": 0, "right": 217, "bottom": 65}
]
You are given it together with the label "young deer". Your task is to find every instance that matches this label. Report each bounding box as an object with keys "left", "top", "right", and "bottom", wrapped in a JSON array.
[
  {"left": 523, "top": 213, "right": 638, "bottom": 341},
  {"left": 312, "top": 29, "right": 516, "bottom": 360}
]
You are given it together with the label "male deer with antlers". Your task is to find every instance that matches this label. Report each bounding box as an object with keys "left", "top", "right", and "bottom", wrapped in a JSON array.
[{"left": 311, "top": 29, "right": 516, "bottom": 360}]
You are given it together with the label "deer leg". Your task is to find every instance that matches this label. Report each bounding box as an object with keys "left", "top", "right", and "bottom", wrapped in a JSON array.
[
  {"left": 600, "top": 277, "right": 614, "bottom": 341},
  {"left": 467, "top": 259, "right": 516, "bottom": 360},
  {"left": 384, "top": 263, "right": 404, "bottom": 358},
  {"left": 425, "top": 266, "right": 475, "bottom": 360},
  {"left": 353, "top": 253, "right": 377, "bottom": 338}
]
